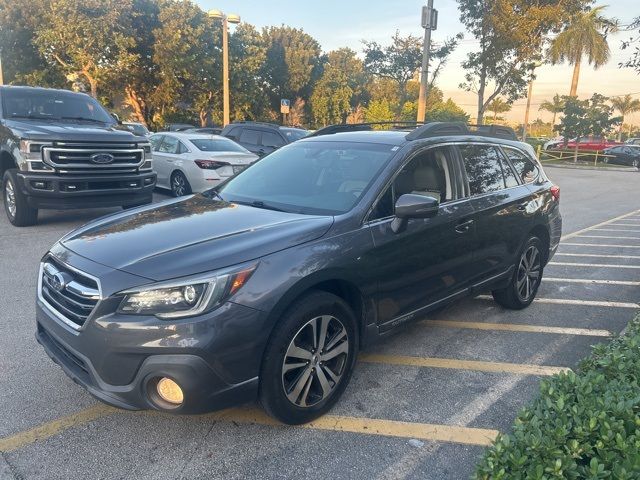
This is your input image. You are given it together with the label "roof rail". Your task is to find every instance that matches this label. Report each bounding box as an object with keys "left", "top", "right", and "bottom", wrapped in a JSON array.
[
  {"left": 406, "top": 122, "right": 518, "bottom": 141},
  {"left": 231, "top": 120, "right": 281, "bottom": 127},
  {"left": 308, "top": 121, "right": 427, "bottom": 137}
]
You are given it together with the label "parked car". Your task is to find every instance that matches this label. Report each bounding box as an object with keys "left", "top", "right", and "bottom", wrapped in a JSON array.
[
  {"left": 543, "top": 137, "right": 564, "bottom": 150},
  {"left": 625, "top": 138, "right": 640, "bottom": 146},
  {"left": 564, "top": 136, "right": 621, "bottom": 151},
  {"left": 149, "top": 133, "right": 258, "bottom": 196},
  {"left": 184, "top": 127, "right": 223, "bottom": 135},
  {"left": 221, "top": 121, "right": 309, "bottom": 157},
  {"left": 35, "top": 122, "right": 561, "bottom": 425},
  {"left": 164, "top": 123, "right": 196, "bottom": 132},
  {"left": 120, "top": 121, "right": 151, "bottom": 137},
  {"left": 602, "top": 145, "right": 640, "bottom": 168},
  {"left": 0, "top": 86, "right": 155, "bottom": 226}
]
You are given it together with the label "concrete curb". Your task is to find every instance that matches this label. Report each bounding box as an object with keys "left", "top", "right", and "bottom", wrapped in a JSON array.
[{"left": 541, "top": 163, "right": 638, "bottom": 173}]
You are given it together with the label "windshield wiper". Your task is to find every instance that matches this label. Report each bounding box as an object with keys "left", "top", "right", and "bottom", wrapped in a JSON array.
[
  {"left": 249, "top": 200, "right": 288, "bottom": 212},
  {"left": 9, "top": 114, "right": 57, "bottom": 120},
  {"left": 59, "top": 116, "right": 107, "bottom": 123},
  {"left": 208, "top": 190, "right": 225, "bottom": 201}
]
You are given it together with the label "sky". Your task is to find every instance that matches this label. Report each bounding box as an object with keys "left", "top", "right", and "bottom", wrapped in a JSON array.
[{"left": 197, "top": 0, "right": 640, "bottom": 125}]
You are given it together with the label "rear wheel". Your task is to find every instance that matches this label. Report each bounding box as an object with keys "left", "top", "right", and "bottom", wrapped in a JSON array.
[
  {"left": 170, "top": 171, "right": 191, "bottom": 197},
  {"left": 259, "top": 291, "right": 358, "bottom": 424},
  {"left": 3, "top": 169, "right": 38, "bottom": 226},
  {"left": 492, "top": 236, "right": 543, "bottom": 310}
]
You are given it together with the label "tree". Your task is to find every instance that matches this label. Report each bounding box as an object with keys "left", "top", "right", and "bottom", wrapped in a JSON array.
[
  {"left": 458, "top": 0, "right": 583, "bottom": 123},
  {"left": 487, "top": 97, "right": 512, "bottom": 122},
  {"left": 610, "top": 94, "right": 640, "bottom": 140},
  {"left": 556, "top": 94, "right": 621, "bottom": 161},
  {"left": 363, "top": 99, "right": 394, "bottom": 125},
  {"left": 326, "top": 48, "right": 369, "bottom": 111},
  {"left": 620, "top": 16, "right": 640, "bottom": 73},
  {"left": 310, "top": 65, "right": 352, "bottom": 126},
  {"left": 539, "top": 94, "right": 565, "bottom": 126},
  {"left": 426, "top": 98, "right": 470, "bottom": 123},
  {"left": 33, "top": 0, "right": 138, "bottom": 98},
  {"left": 260, "top": 26, "right": 323, "bottom": 115},
  {"left": 549, "top": 5, "right": 617, "bottom": 97}
]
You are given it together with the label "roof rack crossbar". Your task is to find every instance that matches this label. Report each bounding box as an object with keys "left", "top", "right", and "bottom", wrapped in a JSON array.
[{"left": 406, "top": 122, "right": 518, "bottom": 141}]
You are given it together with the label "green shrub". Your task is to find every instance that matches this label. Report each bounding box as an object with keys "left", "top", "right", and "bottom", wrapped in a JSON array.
[{"left": 474, "top": 318, "right": 640, "bottom": 480}]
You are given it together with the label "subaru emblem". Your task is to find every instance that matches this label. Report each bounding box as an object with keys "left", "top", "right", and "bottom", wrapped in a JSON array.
[
  {"left": 50, "top": 272, "right": 68, "bottom": 292},
  {"left": 90, "top": 153, "right": 115, "bottom": 164}
]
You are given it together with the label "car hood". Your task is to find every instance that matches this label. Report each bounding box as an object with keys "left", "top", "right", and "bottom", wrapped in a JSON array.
[
  {"left": 60, "top": 195, "right": 334, "bottom": 281},
  {"left": 6, "top": 119, "right": 140, "bottom": 142}
]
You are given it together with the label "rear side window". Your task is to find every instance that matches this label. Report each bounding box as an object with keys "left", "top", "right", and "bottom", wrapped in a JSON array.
[
  {"left": 239, "top": 129, "right": 261, "bottom": 145},
  {"left": 262, "top": 131, "right": 285, "bottom": 148},
  {"left": 503, "top": 148, "right": 539, "bottom": 184},
  {"left": 159, "top": 136, "right": 179, "bottom": 154},
  {"left": 459, "top": 145, "right": 506, "bottom": 195}
]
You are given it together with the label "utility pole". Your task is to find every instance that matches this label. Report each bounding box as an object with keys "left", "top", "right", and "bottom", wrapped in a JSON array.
[
  {"left": 522, "top": 79, "right": 533, "bottom": 141},
  {"left": 221, "top": 16, "right": 230, "bottom": 126},
  {"left": 417, "top": 0, "right": 437, "bottom": 123},
  {"left": 0, "top": 54, "right": 4, "bottom": 85}
]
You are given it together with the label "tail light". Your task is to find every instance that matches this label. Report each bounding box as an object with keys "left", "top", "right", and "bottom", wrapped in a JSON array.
[
  {"left": 195, "top": 159, "right": 230, "bottom": 170},
  {"left": 550, "top": 185, "right": 560, "bottom": 202}
]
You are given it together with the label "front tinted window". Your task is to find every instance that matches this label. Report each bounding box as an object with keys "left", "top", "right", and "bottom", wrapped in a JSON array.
[
  {"left": 459, "top": 145, "right": 506, "bottom": 195},
  {"left": 190, "top": 138, "right": 248, "bottom": 153},
  {"left": 159, "top": 136, "right": 179, "bottom": 154},
  {"left": 218, "top": 141, "right": 396, "bottom": 215},
  {"left": 239, "top": 129, "right": 261, "bottom": 145},
  {"left": 281, "top": 128, "right": 309, "bottom": 141},
  {"left": 262, "top": 131, "right": 285, "bottom": 148},
  {"left": 503, "top": 148, "right": 539, "bottom": 184},
  {"left": 2, "top": 88, "right": 114, "bottom": 123},
  {"left": 149, "top": 135, "right": 164, "bottom": 152}
]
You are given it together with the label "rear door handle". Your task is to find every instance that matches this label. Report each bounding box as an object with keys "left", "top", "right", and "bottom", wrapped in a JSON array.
[
  {"left": 517, "top": 201, "right": 529, "bottom": 211},
  {"left": 455, "top": 219, "right": 474, "bottom": 233}
]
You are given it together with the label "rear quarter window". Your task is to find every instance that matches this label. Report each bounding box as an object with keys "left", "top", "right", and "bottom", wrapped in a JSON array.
[{"left": 503, "top": 148, "right": 540, "bottom": 184}]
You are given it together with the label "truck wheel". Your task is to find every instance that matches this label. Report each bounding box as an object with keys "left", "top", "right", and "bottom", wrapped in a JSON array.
[
  {"left": 170, "top": 171, "right": 191, "bottom": 197},
  {"left": 3, "top": 169, "right": 38, "bottom": 227},
  {"left": 259, "top": 291, "right": 358, "bottom": 424}
]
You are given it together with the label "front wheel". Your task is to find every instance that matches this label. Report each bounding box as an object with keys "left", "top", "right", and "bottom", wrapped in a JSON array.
[
  {"left": 492, "top": 236, "right": 543, "bottom": 310},
  {"left": 259, "top": 291, "right": 358, "bottom": 424},
  {"left": 3, "top": 169, "right": 38, "bottom": 227}
]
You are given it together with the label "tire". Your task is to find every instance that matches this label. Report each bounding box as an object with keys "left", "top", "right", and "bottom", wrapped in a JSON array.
[
  {"left": 170, "top": 171, "right": 191, "bottom": 197},
  {"left": 259, "top": 291, "right": 358, "bottom": 425},
  {"left": 2, "top": 169, "right": 38, "bottom": 227},
  {"left": 492, "top": 236, "right": 544, "bottom": 310}
]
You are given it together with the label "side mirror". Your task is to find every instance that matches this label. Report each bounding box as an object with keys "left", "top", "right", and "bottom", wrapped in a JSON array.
[
  {"left": 111, "top": 113, "right": 122, "bottom": 124},
  {"left": 391, "top": 194, "right": 439, "bottom": 233}
]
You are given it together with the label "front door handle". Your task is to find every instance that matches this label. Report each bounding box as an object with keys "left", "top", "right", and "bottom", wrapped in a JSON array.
[{"left": 455, "top": 219, "right": 474, "bottom": 233}]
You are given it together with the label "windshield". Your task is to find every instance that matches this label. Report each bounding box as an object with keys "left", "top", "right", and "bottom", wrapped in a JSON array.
[
  {"left": 190, "top": 137, "right": 249, "bottom": 153},
  {"left": 280, "top": 128, "right": 309, "bottom": 141},
  {"left": 2, "top": 89, "right": 114, "bottom": 123},
  {"left": 217, "top": 141, "right": 396, "bottom": 215}
]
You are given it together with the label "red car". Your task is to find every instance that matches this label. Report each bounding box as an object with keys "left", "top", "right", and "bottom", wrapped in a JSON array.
[{"left": 564, "top": 136, "right": 622, "bottom": 151}]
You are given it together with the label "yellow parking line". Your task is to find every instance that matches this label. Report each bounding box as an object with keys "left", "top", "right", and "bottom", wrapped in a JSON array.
[
  {"left": 544, "top": 277, "right": 640, "bottom": 286},
  {"left": 211, "top": 408, "right": 499, "bottom": 446},
  {"left": 422, "top": 319, "right": 612, "bottom": 337},
  {"left": 549, "top": 261, "right": 640, "bottom": 269},
  {"left": 476, "top": 294, "right": 639, "bottom": 309},
  {"left": 561, "top": 208, "right": 640, "bottom": 241},
  {"left": 555, "top": 252, "right": 640, "bottom": 259},
  {"left": 359, "top": 353, "right": 569, "bottom": 376},
  {"left": 561, "top": 242, "right": 640, "bottom": 248},
  {"left": 0, "top": 405, "right": 116, "bottom": 453}
]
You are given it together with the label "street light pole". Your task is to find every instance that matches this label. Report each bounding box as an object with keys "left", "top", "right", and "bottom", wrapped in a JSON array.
[
  {"left": 0, "top": 54, "right": 4, "bottom": 86},
  {"left": 522, "top": 79, "right": 534, "bottom": 141},
  {"left": 417, "top": 0, "right": 436, "bottom": 123},
  {"left": 208, "top": 10, "right": 240, "bottom": 127}
]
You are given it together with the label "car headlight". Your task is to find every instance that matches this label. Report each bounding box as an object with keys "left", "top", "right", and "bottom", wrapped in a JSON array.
[{"left": 117, "top": 265, "right": 256, "bottom": 319}]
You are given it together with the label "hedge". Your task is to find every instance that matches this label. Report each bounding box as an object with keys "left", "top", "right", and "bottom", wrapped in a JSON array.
[{"left": 474, "top": 317, "right": 640, "bottom": 480}]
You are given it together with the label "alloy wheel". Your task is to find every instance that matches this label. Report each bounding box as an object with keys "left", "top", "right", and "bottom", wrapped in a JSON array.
[
  {"left": 516, "top": 245, "right": 541, "bottom": 302},
  {"left": 282, "top": 315, "right": 349, "bottom": 408},
  {"left": 172, "top": 173, "right": 186, "bottom": 196},
  {"left": 4, "top": 178, "right": 16, "bottom": 218}
]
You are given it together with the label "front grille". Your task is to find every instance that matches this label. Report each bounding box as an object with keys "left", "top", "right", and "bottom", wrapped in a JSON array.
[
  {"left": 39, "top": 256, "right": 101, "bottom": 329},
  {"left": 42, "top": 142, "right": 145, "bottom": 172}
]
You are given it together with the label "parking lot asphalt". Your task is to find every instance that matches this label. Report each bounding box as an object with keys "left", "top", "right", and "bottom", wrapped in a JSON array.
[{"left": 1, "top": 167, "right": 639, "bottom": 480}]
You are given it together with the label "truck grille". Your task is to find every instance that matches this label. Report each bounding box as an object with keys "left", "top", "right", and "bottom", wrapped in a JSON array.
[
  {"left": 42, "top": 142, "right": 145, "bottom": 172},
  {"left": 39, "top": 256, "right": 101, "bottom": 329}
]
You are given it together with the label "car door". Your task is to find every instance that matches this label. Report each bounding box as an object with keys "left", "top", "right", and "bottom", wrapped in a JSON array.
[
  {"left": 260, "top": 131, "right": 286, "bottom": 156},
  {"left": 237, "top": 128, "right": 262, "bottom": 155},
  {"left": 366, "top": 145, "right": 478, "bottom": 331},
  {"left": 459, "top": 144, "right": 536, "bottom": 286},
  {"left": 156, "top": 135, "right": 180, "bottom": 186},
  {"left": 149, "top": 135, "right": 168, "bottom": 187}
]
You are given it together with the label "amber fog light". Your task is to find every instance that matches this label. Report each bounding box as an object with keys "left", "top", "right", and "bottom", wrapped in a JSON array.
[{"left": 156, "top": 377, "right": 184, "bottom": 405}]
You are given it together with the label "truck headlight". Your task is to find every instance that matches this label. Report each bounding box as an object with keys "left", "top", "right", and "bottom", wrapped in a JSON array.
[
  {"left": 117, "top": 265, "right": 256, "bottom": 319},
  {"left": 19, "top": 140, "right": 54, "bottom": 171}
]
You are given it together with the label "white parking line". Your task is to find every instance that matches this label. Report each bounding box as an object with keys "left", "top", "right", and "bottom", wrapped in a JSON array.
[
  {"left": 578, "top": 235, "right": 640, "bottom": 240},
  {"left": 476, "top": 295, "right": 639, "bottom": 309},
  {"left": 561, "top": 243, "right": 640, "bottom": 248},
  {"left": 549, "top": 261, "right": 640, "bottom": 269},
  {"left": 544, "top": 277, "right": 640, "bottom": 286},
  {"left": 555, "top": 252, "right": 640, "bottom": 259},
  {"left": 594, "top": 228, "right": 640, "bottom": 233},
  {"left": 561, "top": 209, "right": 640, "bottom": 241}
]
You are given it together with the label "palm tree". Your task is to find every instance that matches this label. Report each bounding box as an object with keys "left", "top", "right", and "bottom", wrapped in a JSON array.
[
  {"left": 487, "top": 98, "right": 511, "bottom": 122},
  {"left": 548, "top": 6, "right": 617, "bottom": 97},
  {"left": 539, "top": 94, "right": 565, "bottom": 126},
  {"left": 611, "top": 94, "right": 640, "bottom": 140}
]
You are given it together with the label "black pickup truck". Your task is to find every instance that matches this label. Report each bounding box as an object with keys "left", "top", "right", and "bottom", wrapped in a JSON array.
[{"left": 0, "top": 86, "right": 156, "bottom": 226}]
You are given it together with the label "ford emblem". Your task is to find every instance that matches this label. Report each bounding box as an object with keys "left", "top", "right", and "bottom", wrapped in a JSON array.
[{"left": 90, "top": 153, "right": 115, "bottom": 164}]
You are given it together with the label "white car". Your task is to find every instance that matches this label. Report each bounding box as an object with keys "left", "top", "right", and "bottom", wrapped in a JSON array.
[{"left": 149, "top": 133, "right": 259, "bottom": 196}]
